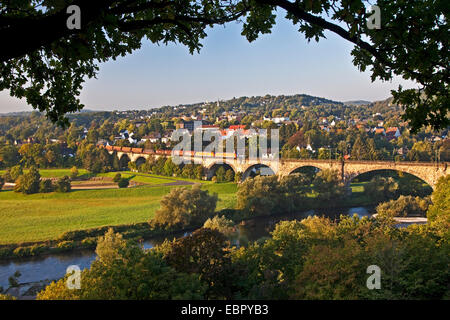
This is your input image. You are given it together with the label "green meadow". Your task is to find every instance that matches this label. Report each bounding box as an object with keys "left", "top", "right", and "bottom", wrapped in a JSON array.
[
  {"left": 0, "top": 168, "right": 371, "bottom": 245},
  {"left": 0, "top": 172, "right": 237, "bottom": 244}
]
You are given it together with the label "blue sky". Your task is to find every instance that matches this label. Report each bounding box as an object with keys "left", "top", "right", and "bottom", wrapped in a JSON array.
[{"left": 0, "top": 14, "right": 416, "bottom": 113}]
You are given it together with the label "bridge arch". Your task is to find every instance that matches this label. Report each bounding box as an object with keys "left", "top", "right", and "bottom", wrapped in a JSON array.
[
  {"left": 289, "top": 165, "right": 322, "bottom": 176},
  {"left": 207, "top": 162, "right": 236, "bottom": 181},
  {"left": 206, "top": 159, "right": 238, "bottom": 174},
  {"left": 135, "top": 156, "right": 147, "bottom": 168},
  {"left": 242, "top": 163, "right": 276, "bottom": 180},
  {"left": 347, "top": 168, "right": 433, "bottom": 194},
  {"left": 119, "top": 154, "right": 131, "bottom": 169}
]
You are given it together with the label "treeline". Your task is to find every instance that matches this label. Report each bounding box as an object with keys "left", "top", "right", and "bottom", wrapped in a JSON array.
[{"left": 133, "top": 156, "right": 236, "bottom": 182}]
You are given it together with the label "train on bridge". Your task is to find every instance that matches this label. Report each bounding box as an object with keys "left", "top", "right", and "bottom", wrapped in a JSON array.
[{"left": 101, "top": 145, "right": 238, "bottom": 159}]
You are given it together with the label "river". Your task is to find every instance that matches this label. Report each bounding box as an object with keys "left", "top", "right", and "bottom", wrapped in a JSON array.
[{"left": 0, "top": 206, "right": 373, "bottom": 292}]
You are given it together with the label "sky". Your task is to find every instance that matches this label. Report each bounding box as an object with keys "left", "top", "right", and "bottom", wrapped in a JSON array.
[{"left": 0, "top": 14, "right": 417, "bottom": 113}]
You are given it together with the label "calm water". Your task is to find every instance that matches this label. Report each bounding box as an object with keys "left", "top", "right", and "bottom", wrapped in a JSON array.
[{"left": 0, "top": 207, "right": 372, "bottom": 290}]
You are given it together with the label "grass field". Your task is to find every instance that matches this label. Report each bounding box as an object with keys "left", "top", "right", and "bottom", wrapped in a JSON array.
[
  {"left": 0, "top": 172, "right": 237, "bottom": 244},
  {"left": 0, "top": 167, "right": 372, "bottom": 245},
  {"left": 0, "top": 168, "right": 90, "bottom": 178}
]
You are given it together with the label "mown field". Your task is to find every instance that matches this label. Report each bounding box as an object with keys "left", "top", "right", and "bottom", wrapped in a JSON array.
[{"left": 0, "top": 170, "right": 237, "bottom": 244}]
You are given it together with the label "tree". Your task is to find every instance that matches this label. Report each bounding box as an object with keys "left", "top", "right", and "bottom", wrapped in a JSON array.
[
  {"left": 236, "top": 175, "right": 287, "bottom": 216},
  {"left": 312, "top": 169, "right": 345, "bottom": 202},
  {"left": 351, "top": 136, "right": 369, "bottom": 160},
  {"left": 113, "top": 173, "right": 122, "bottom": 183},
  {"left": 293, "top": 238, "right": 366, "bottom": 299},
  {"left": 163, "top": 158, "right": 177, "bottom": 177},
  {"left": 0, "top": 145, "right": 20, "bottom": 168},
  {"left": 117, "top": 178, "right": 129, "bottom": 188},
  {"left": 215, "top": 166, "right": 226, "bottom": 182},
  {"left": 249, "top": 0, "right": 448, "bottom": 132},
  {"left": 427, "top": 175, "right": 450, "bottom": 224},
  {"left": 9, "top": 165, "right": 23, "bottom": 182},
  {"left": 14, "top": 166, "right": 41, "bottom": 194},
  {"left": 152, "top": 184, "right": 218, "bottom": 229},
  {"left": 18, "top": 143, "right": 45, "bottom": 167},
  {"left": 287, "top": 130, "right": 306, "bottom": 148},
  {"left": 203, "top": 215, "right": 236, "bottom": 238},
  {"left": 164, "top": 228, "right": 233, "bottom": 299},
  {"left": 0, "top": 176, "right": 4, "bottom": 191},
  {"left": 363, "top": 176, "right": 399, "bottom": 203},
  {"left": 55, "top": 176, "right": 71, "bottom": 193},
  {"left": 225, "top": 169, "right": 235, "bottom": 182}
]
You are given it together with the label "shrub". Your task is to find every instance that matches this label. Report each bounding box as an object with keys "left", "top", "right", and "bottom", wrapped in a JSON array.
[
  {"left": 0, "top": 176, "right": 4, "bottom": 190},
  {"left": 113, "top": 173, "right": 122, "bottom": 183},
  {"left": 13, "top": 246, "right": 32, "bottom": 257},
  {"left": 39, "top": 179, "right": 55, "bottom": 193},
  {"left": 81, "top": 237, "right": 97, "bottom": 248},
  {"left": 0, "top": 247, "right": 13, "bottom": 259},
  {"left": 56, "top": 241, "right": 75, "bottom": 250},
  {"left": 56, "top": 176, "right": 71, "bottom": 193},
  {"left": 117, "top": 178, "right": 129, "bottom": 188}
]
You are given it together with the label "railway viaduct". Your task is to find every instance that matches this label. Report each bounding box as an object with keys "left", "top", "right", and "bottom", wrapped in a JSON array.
[{"left": 109, "top": 148, "right": 448, "bottom": 188}]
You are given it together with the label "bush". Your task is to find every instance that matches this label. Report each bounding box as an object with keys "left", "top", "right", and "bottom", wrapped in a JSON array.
[
  {"left": 81, "top": 237, "right": 97, "bottom": 248},
  {"left": 14, "top": 166, "right": 40, "bottom": 194},
  {"left": 0, "top": 176, "right": 4, "bottom": 190},
  {"left": 56, "top": 176, "right": 71, "bottom": 193},
  {"left": 113, "top": 173, "right": 122, "bottom": 183},
  {"left": 39, "top": 179, "right": 55, "bottom": 193},
  {"left": 117, "top": 178, "right": 129, "bottom": 188},
  {"left": 56, "top": 241, "right": 75, "bottom": 250}
]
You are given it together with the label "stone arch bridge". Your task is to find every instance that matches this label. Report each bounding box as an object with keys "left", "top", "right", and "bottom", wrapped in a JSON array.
[{"left": 109, "top": 149, "right": 447, "bottom": 188}]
